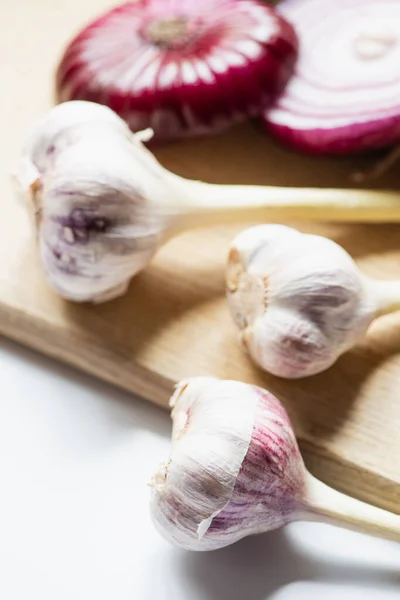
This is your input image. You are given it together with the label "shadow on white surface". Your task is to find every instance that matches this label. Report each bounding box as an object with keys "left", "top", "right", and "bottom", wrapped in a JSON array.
[
  {"left": 0, "top": 336, "right": 399, "bottom": 600},
  {"left": 269, "top": 581, "right": 400, "bottom": 600},
  {"left": 171, "top": 526, "right": 400, "bottom": 600}
]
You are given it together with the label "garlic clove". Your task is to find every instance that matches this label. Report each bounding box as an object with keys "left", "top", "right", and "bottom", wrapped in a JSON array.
[
  {"left": 150, "top": 378, "right": 400, "bottom": 550},
  {"left": 56, "top": 0, "right": 298, "bottom": 142},
  {"left": 226, "top": 225, "right": 377, "bottom": 378},
  {"left": 150, "top": 378, "right": 304, "bottom": 550}
]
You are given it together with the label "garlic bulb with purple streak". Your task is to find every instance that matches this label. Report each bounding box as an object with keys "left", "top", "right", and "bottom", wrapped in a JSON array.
[
  {"left": 227, "top": 224, "right": 400, "bottom": 378},
  {"left": 15, "top": 101, "right": 400, "bottom": 303},
  {"left": 150, "top": 377, "right": 305, "bottom": 550},
  {"left": 15, "top": 101, "right": 172, "bottom": 302},
  {"left": 150, "top": 378, "right": 400, "bottom": 551}
]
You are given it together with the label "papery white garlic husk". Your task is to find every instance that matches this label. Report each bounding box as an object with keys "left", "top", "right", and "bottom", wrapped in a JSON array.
[
  {"left": 15, "top": 101, "right": 187, "bottom": 302},
  {"left": 226, "top": 225, "right": 377, "bottom": 378},
  {"left": 149, "top": 377, "right": 305, "bottom": 551}
]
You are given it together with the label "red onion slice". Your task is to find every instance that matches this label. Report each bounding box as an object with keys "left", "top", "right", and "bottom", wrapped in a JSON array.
[
  {"left": 263, "top": 0, "right": 400, "bottom": 154},
  {"left": 56, "top": 0, "right": 298, "bottom": 142}
]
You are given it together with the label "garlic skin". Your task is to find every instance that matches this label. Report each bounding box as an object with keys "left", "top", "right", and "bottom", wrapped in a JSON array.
[
  {"left": 18, "top": 101, "right": 128, "bottom": 179},
  {"left": 15, "top": 101, "right": 186, "bottom": 302},
  {"left": 151, "top": 378, "right": 400, "bottom": 550},
  {"left": 226, "top": 225, "right": 376, "bottom": 378},
  {"left": 149, "top": 377, "right": 305, "bottom": 551}
]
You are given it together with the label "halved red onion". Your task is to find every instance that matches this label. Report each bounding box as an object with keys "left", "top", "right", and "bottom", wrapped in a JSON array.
[
  {"left": 263, "top": 0, "right": 400, "bottom": 154},
  {"left": 56, "top": 0, "right": 298, "bottom": 142}
]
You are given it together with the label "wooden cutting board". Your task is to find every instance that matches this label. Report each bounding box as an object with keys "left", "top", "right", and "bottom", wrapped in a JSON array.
[{"left": 1, "top": 0, "right": 400, "bottom": 514}]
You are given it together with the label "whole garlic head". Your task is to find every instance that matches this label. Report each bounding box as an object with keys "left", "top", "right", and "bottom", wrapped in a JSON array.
[
  {"left": 15, "top": 101, "right": 186, "bottom": 302},
  {"left": 226, "top": 225, "right": 376, "bottom": 378},
  {"left": 150, "top": 377, "right": 305, "bottom": 551}
]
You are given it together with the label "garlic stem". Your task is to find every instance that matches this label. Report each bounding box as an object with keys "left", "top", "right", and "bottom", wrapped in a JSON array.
[
  {"left": 302, "top": 473, "right": 400, "bottom": 543},
  {"left": 175, "top": 179, "right": 400, "bottom": 229},
  {"left": 369, "top": 278, "right": 400, "bottom": 318},
  {"left": 19, "top": 100, "right": 400, "bottom": 304}
]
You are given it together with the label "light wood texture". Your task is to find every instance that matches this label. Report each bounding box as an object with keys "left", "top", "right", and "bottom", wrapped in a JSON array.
[{"left": 1, "top": 0, "right": 400, "bottom": 515}]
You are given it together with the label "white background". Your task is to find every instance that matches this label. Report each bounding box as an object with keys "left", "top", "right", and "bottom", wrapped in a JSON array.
[{"left": 1, "top": 337, "right": 399, "bottom": 600}]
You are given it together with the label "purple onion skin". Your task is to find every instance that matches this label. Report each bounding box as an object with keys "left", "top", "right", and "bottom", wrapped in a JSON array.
[
  {"left": 56, "top": 0, "right": 298, "bottom": 143},
  {"left": 265, "top": 113, "right": 400, "bottom": 156}
]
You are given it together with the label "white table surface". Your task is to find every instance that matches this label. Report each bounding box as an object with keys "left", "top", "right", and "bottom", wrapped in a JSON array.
[{"left": 1, "top": 337, "right": 399, "bottom": 600}]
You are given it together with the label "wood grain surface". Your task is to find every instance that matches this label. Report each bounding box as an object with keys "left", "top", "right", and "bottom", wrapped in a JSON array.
[{"left": 1, "top": 0, "right": 400, "bottom": 513}]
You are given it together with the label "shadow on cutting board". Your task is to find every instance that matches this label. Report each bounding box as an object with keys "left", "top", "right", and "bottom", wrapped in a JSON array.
[{"left": 154, "top": 120, "right": 400, "bottom": 191}]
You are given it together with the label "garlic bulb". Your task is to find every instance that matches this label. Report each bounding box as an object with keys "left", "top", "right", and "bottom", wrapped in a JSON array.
[
  {"left": 150, "top": 378, "right": 400, "bottom": 551},
  {"left": 226, "top": 224, "right": 400, "bottom": 378},
  {"left": 150, "top": 377, "right": 305, "bottom": 550},
  {"left": 56, "top": 0, "right": 298, "bottom": 142},
  {"left": 15, "top": 101, "right": 400, "bottom": 303},
  {"left": 15, "top": 101, "right": 185, "bottom": 302}
]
